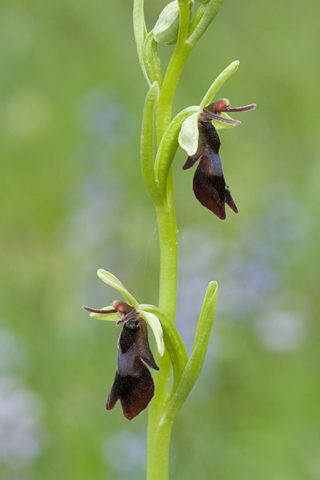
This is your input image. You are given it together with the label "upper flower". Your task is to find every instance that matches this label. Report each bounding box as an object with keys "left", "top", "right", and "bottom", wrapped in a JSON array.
[
  {"left": 177, "top": 60, "right": 256, "bottom": 219},
  {"left": 180, "top": 99, "right": 256, "bottom": 219},
  {"left": 182, "top": 112, "right": 237, "bottom": 219}
]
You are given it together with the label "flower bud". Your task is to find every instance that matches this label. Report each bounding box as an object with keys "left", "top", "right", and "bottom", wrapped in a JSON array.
[{"left": 153, "top": 1, "right": 180, "bottom": 46}]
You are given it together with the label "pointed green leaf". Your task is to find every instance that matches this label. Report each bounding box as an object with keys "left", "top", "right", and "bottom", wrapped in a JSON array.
[
  {"left": 133, "top": 0, "right": 150, "bottom": 85},
  {"left": 163, "top": 281, "right": 218, "bottom": 423}
]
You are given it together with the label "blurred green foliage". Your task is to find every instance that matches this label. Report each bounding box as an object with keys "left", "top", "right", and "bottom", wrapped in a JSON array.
[{"left": 1, "top": 0, "right": 320, "bottom": 479}]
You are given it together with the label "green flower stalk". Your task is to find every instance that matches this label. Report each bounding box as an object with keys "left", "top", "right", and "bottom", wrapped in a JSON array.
[{"left": 83, "top": 1, "right": 256, "bottom": 479}]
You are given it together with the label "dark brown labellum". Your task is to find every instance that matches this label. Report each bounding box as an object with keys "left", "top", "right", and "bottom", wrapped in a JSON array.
[
  {"left": 83, "top": 301, "right": 159, "bottom": 420},
  {"left": 183, "top": 120, "right": 238, "bottom": 220},
  {"left": 107, "top": 315, "right": 159, "bottom": 420}
]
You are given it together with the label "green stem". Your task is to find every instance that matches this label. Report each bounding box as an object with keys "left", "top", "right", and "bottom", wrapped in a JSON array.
[
  {"left": 142, "top": 2, "right": 226, "bottom": 479},
  {"left": 147, "top": 421, "right": 173, "bottom": 480},
  {"left": 147, "top": 170, "right": 178, "bottom": 480},
  {"left": 146, "top": 6, "right": 193, "bottom": 480}
]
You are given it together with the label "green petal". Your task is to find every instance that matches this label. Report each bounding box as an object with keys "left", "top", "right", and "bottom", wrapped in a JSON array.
[
  {"left": 212, "top": 112, "right": 239, "bottom": 130},
  {"left": 140, "top": 310, "right": 165, "bottom": 356},
  {"left": 178, "top": 111, "right": 200, "bottom": 156},
  {"left": 97, "top": 269, "right": 139, "bottom": 309}
]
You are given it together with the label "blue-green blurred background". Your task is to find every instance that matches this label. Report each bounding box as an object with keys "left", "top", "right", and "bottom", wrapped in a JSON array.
[{"left": 1, "top": 0, "right": 320, "bottom": 478}]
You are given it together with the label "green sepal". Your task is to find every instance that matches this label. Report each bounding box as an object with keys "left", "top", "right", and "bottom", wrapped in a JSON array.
[
  {"left": 88, "top": 307, "right": 119, "bottom": 322},
  {"left": 178, "top": 111, "right": 199, "bottom": 156},
  {"left": 200, "top": 60, "right": 239, "bottom": 109},
  {"left": 211, "top": 112, "right": 238, "bottom": 130},
  {"left": 140, "top": 309, "right": 165, "bottom": 357},
  {"left": 97, "top": 269, "right": 139, "bottom": 309}
]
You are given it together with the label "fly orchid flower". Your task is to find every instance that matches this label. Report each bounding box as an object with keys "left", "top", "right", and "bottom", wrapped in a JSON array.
[
  {"left": 179, "top": 98, "right": 256, "bottom": 219},
  {"left": 84, "top": 300, "right": 159, "bottom": 420},
  {"left": 83, "top": 269, "right": 164, "bottom": 420}
]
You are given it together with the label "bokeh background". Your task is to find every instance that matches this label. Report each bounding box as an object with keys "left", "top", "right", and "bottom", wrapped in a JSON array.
[{"left": 1, "top": 0, "right": 320, "bottom": 478}]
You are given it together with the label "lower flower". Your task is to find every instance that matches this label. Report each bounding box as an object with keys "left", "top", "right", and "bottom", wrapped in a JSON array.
[{"left": 84, "top": 301, "right": 159, "bottom": 420}]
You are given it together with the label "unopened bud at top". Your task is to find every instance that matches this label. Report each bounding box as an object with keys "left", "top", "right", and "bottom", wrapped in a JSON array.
[{"left": 153, "top": 1, "right": 180, "bottom": 46}]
